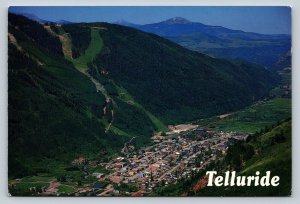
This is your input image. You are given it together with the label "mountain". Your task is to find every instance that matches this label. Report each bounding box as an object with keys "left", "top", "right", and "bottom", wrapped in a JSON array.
[
  {"left": 126, "top": 17, "right": 291, "bottom": 67},
  {"left": 134, "top": 17, "right": 242, "bottom": 37},
  {"left": 8, "top": 13, "right": 161, "bottom": 178},
  {"left": 160, "top": 17, "right": 193, "bottom": 25},
  {"left": 8, "top": 13, "right": 276, "bottom": 178},
  {"left": 167, "top": 32, "right": 291, "bottom": 68},
  {"left": 71, "top": 22, "right": 277, "bottom": 123},
  {"left": 16, "top": 15, "right": 291, "bottom": 67}
]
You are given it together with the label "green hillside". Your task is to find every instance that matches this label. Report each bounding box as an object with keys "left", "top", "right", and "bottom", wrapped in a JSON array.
[
  {"left": 195, "top": 98, "right": 291, "bottom": 133},
  {"left": 84, "top": 22, "right": 275, "bottom": 124},
  {"left": 72, "top": 29, "right": 103, "bottom": 72}
]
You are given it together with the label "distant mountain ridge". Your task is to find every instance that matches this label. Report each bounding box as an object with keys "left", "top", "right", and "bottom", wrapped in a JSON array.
[
  {"left": 117, "top": 17, "right": 290, "bottom": 38},
  {"left": 161, "top": 17, "right": 193, "bottom": 25},
  {"left": 116, "top": 17, "right": 291, "bottom": 67},
  {"left": 130, "top": 17, "right": 244, "bottom": 37},
  {"left": 20, "top": 13, "right": 74, "bottom": 24}
]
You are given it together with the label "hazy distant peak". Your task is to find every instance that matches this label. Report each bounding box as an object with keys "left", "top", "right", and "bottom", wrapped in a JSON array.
[
  {"left": 56, "top": 20, "right": 73, "bottom": 25},
  {"left": 20, "top": 13, "right": 47, "bottom": 24},
  {"left": 114, "top": 19, "right": 130, "bottom": 24},
  {"left": 162, "top": 17, "right": 192, "bottom": 24},
  {"left": 114, "top": 20, "right": 140, "bottom": 27}
]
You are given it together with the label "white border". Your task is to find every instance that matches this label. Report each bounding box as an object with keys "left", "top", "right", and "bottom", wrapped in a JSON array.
[{"left": 0, "top": 1, "right": 299, "bottom": 204}]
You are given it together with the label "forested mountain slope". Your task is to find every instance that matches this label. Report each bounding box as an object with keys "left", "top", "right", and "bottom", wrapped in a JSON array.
[
  {"left": 76, "top": 22, "right": 277, "bottom": 123},
  {"left": 8, "top": 14, "right": 160, "bottom": 178}
]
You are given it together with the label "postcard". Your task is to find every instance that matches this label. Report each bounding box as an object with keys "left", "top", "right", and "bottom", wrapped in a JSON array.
[{"left": 8, "top": 6, "right": 291, "bottom": 196}]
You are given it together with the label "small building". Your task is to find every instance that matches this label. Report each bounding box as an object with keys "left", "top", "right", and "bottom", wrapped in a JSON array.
[{"left": 92, "top": 172, "right": 105, "bottom": 179}]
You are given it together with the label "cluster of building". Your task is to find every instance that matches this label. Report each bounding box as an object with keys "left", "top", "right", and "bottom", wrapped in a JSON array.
[{"left": 89, "top": 127, "right": 248, "bottom": 196}]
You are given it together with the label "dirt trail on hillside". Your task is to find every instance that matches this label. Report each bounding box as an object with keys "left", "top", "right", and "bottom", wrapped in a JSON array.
[
  {"left": 44, "top": 25, "right": 73, "bottom": 60},
  {"left": 105, "top": 110, "right": 114, "bottom": 133},
  {"left": 59, "top": 34, "right": 73, "bottom": 60},
  {"left": 8, "top": 32, "right": 44, "bottom": 66},
  {"left": 82, "top": 70, "right": 115, "bottom": 132}
]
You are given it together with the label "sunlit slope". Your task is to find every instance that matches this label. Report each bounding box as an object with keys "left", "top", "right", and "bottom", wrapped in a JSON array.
[
  {"left": 72, "top": 29, "right": 103, "bottom": 72},
  {"left": 195, "top": 98, "right": 291, "bottom": 133}
]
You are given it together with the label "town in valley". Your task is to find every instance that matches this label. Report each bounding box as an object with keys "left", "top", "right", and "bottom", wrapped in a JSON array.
[{"left": 21, "top": 124, "right": 248, "bottom": 196}]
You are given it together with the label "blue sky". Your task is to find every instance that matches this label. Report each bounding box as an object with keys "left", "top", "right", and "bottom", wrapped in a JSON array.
[{"left": 9, "top": 6, "right": 291, "bottom": 35}]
